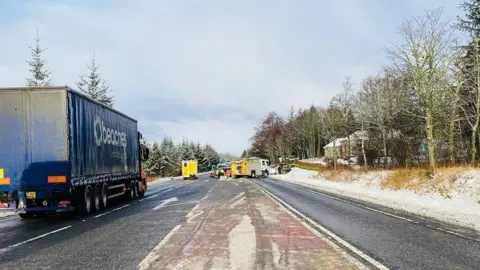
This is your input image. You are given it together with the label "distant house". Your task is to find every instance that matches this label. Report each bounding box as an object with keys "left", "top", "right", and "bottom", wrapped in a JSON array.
[
  {"left": 324, "top": 137, "right": 348, "bottom": 159},
  {"left": 324, "top": 131, "right": 368, "bottom": 159}
]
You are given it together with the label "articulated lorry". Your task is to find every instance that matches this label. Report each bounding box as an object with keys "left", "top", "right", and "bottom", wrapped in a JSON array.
[{"left": 0, "top": 86, "right": 150, "bottom": 218}]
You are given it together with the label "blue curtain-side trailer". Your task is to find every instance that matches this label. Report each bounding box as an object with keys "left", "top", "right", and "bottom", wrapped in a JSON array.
[{"left": 0, "top": 86, "right": 149, "bottom": 218}]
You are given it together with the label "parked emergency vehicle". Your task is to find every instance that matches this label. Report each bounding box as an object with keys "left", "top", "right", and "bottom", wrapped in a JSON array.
[{"left": 182, "top": 160, "right": 198, "bottom": 180}]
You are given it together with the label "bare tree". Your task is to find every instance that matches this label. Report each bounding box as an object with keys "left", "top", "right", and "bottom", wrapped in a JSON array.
[
  {"left": 387, "top": 8, "right": 455, "bottom": 175},
  {"left": 446, "top": 43, "right": 466, "bottom": 164},
  {"left": 321, "top": 105, "right": 343, "bottom": 170},
  {"left": 331, "top": 76, "right": 357, "bottom": 161},
  {"left": 26, "top": 29, "right": 52, "bottom": 87},
  {"left": 352, "top": 91, "right": 368, "bottom": 167}
]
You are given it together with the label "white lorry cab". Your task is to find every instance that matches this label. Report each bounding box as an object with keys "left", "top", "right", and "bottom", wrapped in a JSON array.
[{"left": 245, "top": 158, "right": 270, "bottom": 178}]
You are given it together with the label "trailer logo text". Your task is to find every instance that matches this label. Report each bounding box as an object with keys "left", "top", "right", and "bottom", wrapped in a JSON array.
[{"left": 94, "top": 116, "right": 127, "bottom": 147}]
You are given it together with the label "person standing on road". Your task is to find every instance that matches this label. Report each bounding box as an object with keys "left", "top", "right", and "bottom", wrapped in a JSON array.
[{"left": 278, "top": 163, "right": 283, "bottom": 175}]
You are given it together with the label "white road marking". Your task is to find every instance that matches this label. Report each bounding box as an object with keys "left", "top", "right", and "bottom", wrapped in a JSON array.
[
  {"left": 138, "top": 192, "right": 162, "bottom": 202},
  {"left": 252, "top": 180, "right": 388, "bottom": 270},
  {"left": 138, "top": 182, "right": 188, "bottom": 202},
  {"left": 93, "top": 204, "right": 131, "bottom": 219},
  {"left": 273, "top": 179, "right": 480, "bottom": 242},
  {"left": 153, "top": 197, "right": 179, "bottom": 210},
  {"left": 0, "top": 216, "right": 20, "bottom": 223},
  {"left": 138, "top": 224, "right": 182, "bottom": 270},
  {"left": 164, "top": 201, "right": 199, "bottom": 208},
  {"left": 229, "top": 192, "right": 245, "bottom": 202},
  {"left": 230, "top": 196, "right": 245, "bottom": 208},
  {"left": 0, "top": 225, "right": 73, "bottom": 254}
]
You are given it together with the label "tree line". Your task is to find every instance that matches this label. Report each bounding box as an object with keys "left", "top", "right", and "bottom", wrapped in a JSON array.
[
  {"left": 143, "top": 138, "right": 221, "bottom": 177},
  {"left": 246, "top": 1, "right": 480, "bottom": 176}
]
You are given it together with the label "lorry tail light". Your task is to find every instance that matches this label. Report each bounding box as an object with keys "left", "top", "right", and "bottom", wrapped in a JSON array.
[
  {"left": 48, "top": 175, "right": 67, "bottom": 183},
  {"left": 58, "top": 200, "right": 70, "bottom": 207},
  {"left": 0, "top": 178, "right": 11, "bottom": 185}
]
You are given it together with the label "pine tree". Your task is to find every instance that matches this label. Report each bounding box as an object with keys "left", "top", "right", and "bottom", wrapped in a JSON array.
[
  {"left": 458, "top": 0, "right": 480, "bottom": 37},
  {"left": 187, "top": 141, "right": 196, "bottom": 160},
  {"left": 194, "top": 143, "right": 207, "bottom": 171},
  {"left": 145, "top": 142, "right": 162, "bottom": 176},
  {"left": 181, "top": 139, "right": 190, "bottom": 160},
  {"left": 77, "top": 53, "right": 114, "bottom": 107},
  {"left": 26, "top": 29, "right": 52, "bottom": 87},
  {"left": 203, "top": 144, "right": 220, "bottom": 168},
  {"left": 241, "top": 149, "right": 247, "bottom": 158}
]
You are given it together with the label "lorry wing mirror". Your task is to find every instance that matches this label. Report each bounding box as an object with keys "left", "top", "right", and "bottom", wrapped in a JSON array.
[{"left": 145, "top": 148, "right": 150, "bottom": 160}]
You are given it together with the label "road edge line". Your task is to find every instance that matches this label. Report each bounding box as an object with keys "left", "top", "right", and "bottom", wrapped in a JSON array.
[
  {"left": 271, "top": 177, "right": 480, "bottom": 242},
  {"left": 251, "top": 180, "right": 389, "bottom": 270},
  {"left": 138, "top": 224, "right": 181, "bottom": 270}
]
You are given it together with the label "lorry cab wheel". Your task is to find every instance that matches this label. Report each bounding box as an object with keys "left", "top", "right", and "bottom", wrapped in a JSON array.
[
  {"left": 137, "top": 181, "right": 145, "bottom": 197},
  {"left": 133, "top": 180, "right": 139, "bottom": 198},
  {"left": 126, "top": 180, "right": 136, "bottom": 200}
]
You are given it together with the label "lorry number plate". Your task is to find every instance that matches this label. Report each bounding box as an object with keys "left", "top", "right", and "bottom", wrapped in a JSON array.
[{"left": 26, "top": 192, "right": 36, "bottom": 199}]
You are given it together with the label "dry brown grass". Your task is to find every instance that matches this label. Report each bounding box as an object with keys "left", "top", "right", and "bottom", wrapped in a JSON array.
[{"left": 297, "top": 160, "right": 477, "bottom": 197}]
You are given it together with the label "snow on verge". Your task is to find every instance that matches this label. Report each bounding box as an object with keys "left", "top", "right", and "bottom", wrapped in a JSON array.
[{"left": 271, "top": 168, "right": 480, "bottom": 232}]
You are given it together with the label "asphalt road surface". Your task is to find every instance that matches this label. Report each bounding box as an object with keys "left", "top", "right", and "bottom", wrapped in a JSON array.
[
  {"left": 255, "top": 177, "right": 480, "bottom": 270},
  {"left": 0, "top": 175, "right": 366, "bottom": 270},
  {"left": 0, "top": 174, "right": 478, "bottom": 270},
  {"left": 0, "top": 176, "right": 214, "bottom": 269}
]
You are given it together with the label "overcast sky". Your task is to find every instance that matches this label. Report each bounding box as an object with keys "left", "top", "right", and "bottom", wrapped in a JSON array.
[{"left": 0, "top": 0, "right": 465, "bottom": 155}]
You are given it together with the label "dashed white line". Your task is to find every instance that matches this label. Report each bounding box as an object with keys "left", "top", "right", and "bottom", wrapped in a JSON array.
[
  {"left": 0, "top": 225, "right": 73, "bottom": 254},
  {"left": 0, "top": 216, "right": 20, "bottom": 223},
  {"left": 93, "top": 204, "right": 131, "bottom": 219},
  {"left": 138, "top": 182, "right": 188, "bottom": 202},
  {"left": 11, "top": 225, "right": 72, "bottom": 247},
  {"left": 270, "top": 179, "right": 480, "bottom": 243},
  {"left": 153, "top": 197, "right": 178, "bottom": 210},
  {"left": 138, "top": 193, "right": 162, "bottom": 202}
]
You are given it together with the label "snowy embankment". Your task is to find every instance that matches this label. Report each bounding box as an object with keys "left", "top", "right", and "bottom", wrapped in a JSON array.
[{"left": 271, "top": 167, "right": 480, "bottom": 232}]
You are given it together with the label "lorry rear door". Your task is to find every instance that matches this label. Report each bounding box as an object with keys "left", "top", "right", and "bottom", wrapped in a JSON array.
[
  {"left": 188, "top": 161, "right": 197, "bottom": 175},
  {"left": 0, "top": 88, "right": 69, "bottom": 193}
]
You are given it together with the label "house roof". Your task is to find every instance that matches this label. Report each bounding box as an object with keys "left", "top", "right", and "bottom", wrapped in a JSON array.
[
  {"left": 323, "top": 130, "right": 369, "bottom": 149},
  {"left": 323, "top": 137, "right": 348, "bottom": 148}
]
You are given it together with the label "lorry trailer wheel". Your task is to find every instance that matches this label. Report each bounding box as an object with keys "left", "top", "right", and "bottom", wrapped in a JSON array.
[
  {"left": 101, "top": 183, "right": 108, "bottom": 209},
  {"left": 77, "top": 185, "right": 93, "bottom": 216},
  {"left": 93, "top": 185, "right": 101, "bottom": 212}
]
